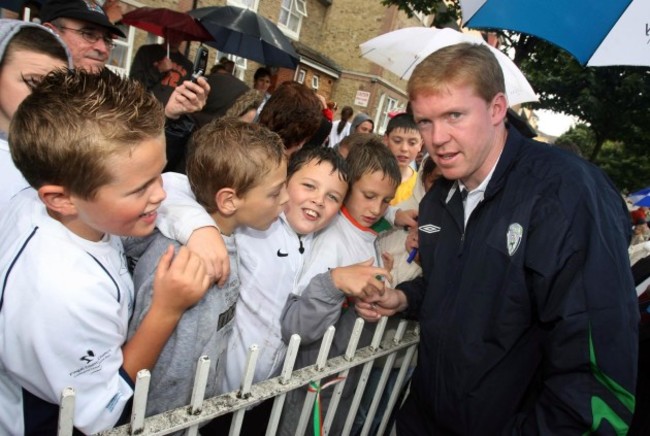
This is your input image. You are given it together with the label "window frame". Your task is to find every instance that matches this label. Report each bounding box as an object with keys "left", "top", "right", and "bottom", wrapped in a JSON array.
[
  {"left": 227, "top": 0, "right": 259, "bottom": 11},
  {"left": 278, "top": 0, "right": 308, "bottom": 39}
]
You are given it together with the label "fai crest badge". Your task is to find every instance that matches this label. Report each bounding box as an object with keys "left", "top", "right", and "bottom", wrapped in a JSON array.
[{"left": 506, "top": 223, "right": 523, "bottom": 256}]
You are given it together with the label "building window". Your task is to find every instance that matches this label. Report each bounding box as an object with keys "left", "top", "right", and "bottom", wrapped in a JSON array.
[
  {"left": 311, "top": 75, "right": 320, "bottom": 90},
  {"left": 376, "top": 95, "right": 401, "bottom": 135},
  {"left": 227, "top": 0, "right": 258, "bottom": 11},
  {"left": 296, "top": 69, "right": 306, "bottom": 84},
  {"left": 216, "top": 52, "right": 248, "bottom": 81},
  {"left": 278, "top": 0, "right": 307, "bottom": 38},
  {"left": 106, "top": 24, "right": 135, "bottom": 77}
]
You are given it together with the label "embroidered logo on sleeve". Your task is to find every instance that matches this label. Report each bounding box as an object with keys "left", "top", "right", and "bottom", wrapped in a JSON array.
[
  {"left": 419, "top": 224, "right": 441, "bottom": 234},
  {"left": 506, "top": 223, "right": 523, "bottom": 256}
]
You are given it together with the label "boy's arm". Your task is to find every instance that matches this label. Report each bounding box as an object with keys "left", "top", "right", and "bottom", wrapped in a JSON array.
[
  {"left": 383, "top": 206, "right": 418, "bottom": 229},
  {"left": 280, "top": 271, "right": 346, "bottom": 346},
  {"left": 121, "top": 246, "right": 210, "bottom": 380},
  {"left": 0, "top": 246, "right": 205, "bottom": 434},
  {"left": 280, "top": 260, "right": 390, "bottom": 345},
  {"left": 157, "top": 172, "right": 230, "bottom": 285}
]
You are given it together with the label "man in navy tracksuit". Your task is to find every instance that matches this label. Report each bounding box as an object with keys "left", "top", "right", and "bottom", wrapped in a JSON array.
[{"left": 358, "top": 43, "right": 638, "bottom": 434}]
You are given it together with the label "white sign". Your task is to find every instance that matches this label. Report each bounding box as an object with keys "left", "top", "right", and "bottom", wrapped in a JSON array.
[{"left": 354, "top": 91, "right": 370, "bottom": 108}]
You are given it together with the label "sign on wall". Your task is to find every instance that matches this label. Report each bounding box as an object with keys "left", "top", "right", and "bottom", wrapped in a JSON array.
[{"left": 354, "top": 90, "right": 370, "bottom": 107}]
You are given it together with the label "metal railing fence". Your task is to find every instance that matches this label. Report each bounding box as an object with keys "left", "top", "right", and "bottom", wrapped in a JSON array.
[{"left": 57, "top": 317, "right": 419, "bottom": 436}]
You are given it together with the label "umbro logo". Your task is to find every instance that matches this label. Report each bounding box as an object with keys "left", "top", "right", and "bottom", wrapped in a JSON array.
[
  {"left": 277, "top": 249, "right": 288, "bottom": 257},
  {"left": 419, "top": 224, "right": 441, "bottom": 234}
]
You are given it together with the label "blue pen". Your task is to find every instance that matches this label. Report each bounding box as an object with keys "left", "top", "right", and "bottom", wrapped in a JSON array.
[{"left": 406, "top": 248, "right": 418, "bottom": 263}]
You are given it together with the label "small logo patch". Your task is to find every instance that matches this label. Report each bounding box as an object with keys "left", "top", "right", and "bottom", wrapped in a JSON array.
[
  {"left": 506, "top": 223, "right": 523, "bottom": 256},
  {"left": 277, "top": 249, "right": 288, "bottom": 257},
  {"left": 419, "top": 224, "right": 441, "bottom": 234},
  {"left": 80, "top": 350, "right": 95, "bottom": 364}
]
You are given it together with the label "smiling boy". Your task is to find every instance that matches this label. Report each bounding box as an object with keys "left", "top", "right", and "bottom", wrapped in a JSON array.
[
  {"left": 278, "top": 136, "right": 400, "bottom": 436},
  {"left": 0, "top": 70, "right": 209, "bottom": 434}
]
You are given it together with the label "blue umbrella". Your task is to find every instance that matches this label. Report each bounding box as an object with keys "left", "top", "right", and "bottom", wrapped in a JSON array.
[
  {"left": 630, "top": 187, "right": 650, "bottom": 208},
  {"left": 189, "top": 6, "right": 299, "bottom": 69},
  {"left": 460, "top": 0, "right": 649, "bottom": 67}
]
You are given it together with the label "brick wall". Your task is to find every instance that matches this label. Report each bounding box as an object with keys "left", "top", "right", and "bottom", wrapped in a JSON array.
[{"left": 119, "top": 0, "right": 425, "bottom": 119}]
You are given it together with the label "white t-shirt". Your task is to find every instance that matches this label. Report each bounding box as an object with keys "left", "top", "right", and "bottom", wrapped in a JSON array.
[
  {"left": 328, "top": 120, "right": 351, "bottom": 148},
  {"left": 0, "top": 133, "right": 29, "bottom": 212},
  {"left": 218, "top": 213, "right": 313, "bottom": 393},
  {"left": 0, "top": 190, "right": 134, "bottom": 434}
]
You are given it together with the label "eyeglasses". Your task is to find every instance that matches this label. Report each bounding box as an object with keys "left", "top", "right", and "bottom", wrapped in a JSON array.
[{"left": 57, "top": 26, "right": 116, "bottom": 49}]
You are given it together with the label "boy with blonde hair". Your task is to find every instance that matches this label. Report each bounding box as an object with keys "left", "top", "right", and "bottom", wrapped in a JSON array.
[
  {"left": 0, "top": 70, "right": 209, "bottom": 434},
  {"left": 128, "top": 118, "right": 288, "bottom": 418}
]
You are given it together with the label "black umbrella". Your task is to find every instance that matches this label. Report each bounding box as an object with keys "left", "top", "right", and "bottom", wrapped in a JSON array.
[{"left": 189, "top": 6, "right": 299, "bottom": 69}]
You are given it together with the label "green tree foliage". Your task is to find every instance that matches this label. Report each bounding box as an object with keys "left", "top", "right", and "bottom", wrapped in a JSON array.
[
  {"left": 380, "top": 0, "right": 650, "bottom": 166},
  {"left": 557, "top": 124, "right": 650, "bottom": 193}
]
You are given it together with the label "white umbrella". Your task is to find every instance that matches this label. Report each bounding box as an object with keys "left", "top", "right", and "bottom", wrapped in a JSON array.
[
  {"left": 459, "top": 0, "right": 650, "bottom": 67},
  {"left": 359, "top": 27, "right": 538, "bottom": 106}
]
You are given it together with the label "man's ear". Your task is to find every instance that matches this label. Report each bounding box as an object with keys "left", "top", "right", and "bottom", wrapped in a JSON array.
[
  {"left": 41, "top": 22, "right": 58, "bottom": 33},
  {"left": 37, "top": 185, "right": 76, "bottom": 216},
  {"left": 490, "top": 92, "right": 509, "bottom": 125},
  {"left": 214, "top": 187, "right": 239, "bottom": 217}
]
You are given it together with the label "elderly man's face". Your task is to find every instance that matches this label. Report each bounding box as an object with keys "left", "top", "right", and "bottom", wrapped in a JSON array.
[{"left": 50, "top": 18, "right": 114, "bottom": 73}]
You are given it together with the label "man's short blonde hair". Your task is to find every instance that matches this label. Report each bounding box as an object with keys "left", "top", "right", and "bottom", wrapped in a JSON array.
[
  {"left": 408, "top": 43, "right": 505, "bottom": 104},
  {"left": 10, "top": 69, "right": 164, "bottom": 199},
  {"left": 186, "top": 117, "right": 286, "bottom": 214}
]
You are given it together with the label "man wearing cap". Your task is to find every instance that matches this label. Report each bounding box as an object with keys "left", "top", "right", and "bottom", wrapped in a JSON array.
[
  {"left": 39, "top": 0, "right": 209, "bottom": 123},
  {"left": 39, "top": 0, "right": 211, "bottom": 168},
  {"left": 40, "top": 0, "right": 123, "bottom": 73}
]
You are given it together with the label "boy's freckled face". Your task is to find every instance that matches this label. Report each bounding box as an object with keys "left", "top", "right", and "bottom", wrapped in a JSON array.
[
  {"left": 345, "top": 171, "right": 395, "bottom": 228},
  {"left": 284, "top": 159, "right": 348, "bottom": 235},
  {"left": 235, "top": 160, "right": 289, "bottom": 231},
  {"left": 70, "top": 135, "right": 167, "bottom": 241},
  {"left": 384, "top": 128, "right": 422, "bottom": 170}
]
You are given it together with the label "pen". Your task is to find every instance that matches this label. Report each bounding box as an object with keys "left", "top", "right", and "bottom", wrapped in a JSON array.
[{"left": 407, "top": 248, "right": 418, "bottom": 263}]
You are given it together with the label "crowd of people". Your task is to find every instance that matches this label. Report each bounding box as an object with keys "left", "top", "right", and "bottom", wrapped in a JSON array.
[{"left": 0, "top": 0, "right": 643, "bottom": 435}]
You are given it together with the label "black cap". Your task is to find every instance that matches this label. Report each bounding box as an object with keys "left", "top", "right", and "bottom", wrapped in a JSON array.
[{"left": 41, "top": 0, "right": 125, "bottom": 38}]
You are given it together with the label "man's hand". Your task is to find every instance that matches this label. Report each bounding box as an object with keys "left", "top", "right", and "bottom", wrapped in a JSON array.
[
  {"left": 102, "top": 0, "right": 123, "bottom": 23},
  {"left": 164, "top": 76, "right": 210, "bottom": 120},
  {"left": 151, "top": 246, "right": 210, "bottom": 316},
  {"left": 330, "top": 258, "right": 392, "bottom": 299},
  {"left": 355, "top": 287, "right": 407, "bottom": 322},
  {"left": 395, "top": 208, "right": 418, "bottom": 229},
  {"left": 405, "top": 225, "right": 419, "bottom": 252},
  {"left": 186, "top": 227, "right": 230, "bottom": 286}
]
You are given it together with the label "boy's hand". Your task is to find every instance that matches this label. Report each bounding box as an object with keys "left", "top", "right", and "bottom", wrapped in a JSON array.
[
  {"left": 356, "top": 287, "right": 407, "bottom": 322},
  {"left": 381, "top": 252, "right": 394, "bottom": 273},
  {"left": 395, "top": 208, "right": 418, "bottom": 229},
  {"left": 164, "top": 76, "right": 210, "bottom": 120},
  {"left": 331, "top": 258, "right": 392, "bottom": 298},
  {"left": 152, "top": 246, "right": 210, "bottom": 316},
  {"left": 186, "top": 227, "right": 230, "bottom": 286}
]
